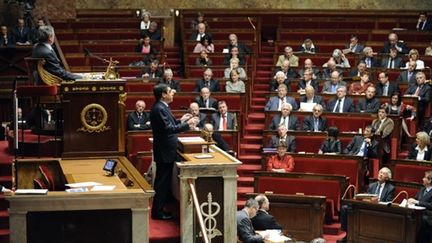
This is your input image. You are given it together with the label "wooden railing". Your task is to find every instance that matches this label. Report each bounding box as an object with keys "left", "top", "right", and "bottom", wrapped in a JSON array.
[{"left": 188, "top": 178, "right": 210, "bottom": 243}]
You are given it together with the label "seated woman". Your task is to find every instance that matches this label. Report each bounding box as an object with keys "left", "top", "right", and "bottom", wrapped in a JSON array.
[
  {"left": 323, "top": 49, "right": 350, "bottom": 68},
  {"left": 195, "top": 50, "right": 212, "bottom": 67},
  {"left": 193, "top": 35, "right": 214, "bottom": 53},
  {"left": 408, "top": 131, "right": 431, "bottom": 161},
  {"left": 269, "top": 71, "right": 289, "bottom": 92},
  {"left": 318, "top": 126, "right": 342, "bottom": 154},
  {"left": 266, "top": 143, "right": 294, "bottom": 173},
  {"left": 382, "top": 93, "right": 416, "bottom": 137},
  {"left": 223, "top": 46, "right": 245, "bottom": 66},
  {"left": 224, "top": 57, "right": 247, "bottom": 79},
  {"left": 134, "top": 35, "right": 158, "bottom": 65},
  {"left": 299, "top": 38, "right": 317, "bottom": 54},
  {"left": 404, "top": 49, "right": 425, "bottom": 70},
  {"left": 425, "top": 40, "right": 432, "bottom": 56},
  {"left": 349, "top": 71, "right": 374, "bottom": 95},
  {"left": 225, "top": 69, "right": 245, "bottom": 93}
]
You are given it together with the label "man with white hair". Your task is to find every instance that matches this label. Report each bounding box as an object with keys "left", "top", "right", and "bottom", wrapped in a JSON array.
[
  {"left": 327, "top": 86, "right": 355, "bottom": 113},
  {"left": 268, "top": 102, "right": 299, "bottom": 130},
  {"left": 251, "top": 194, "right": 282, "bottom": 231},
  {"left": 189, "top": 22, "right": 211, "bottom": 41},
  {"left": 269, "top": 71, "right": 289, "bottom": 92},
  {"left": 194, "top": 68, "right": 220, "bottom": 92},
  {"left": 158, "top": 68, "right": 181, "bottom": 92},
  {"left": 265, "top": 84, "right": 298, "bottom": 111},
  {"left": 237, "top": 198, "right": 269, "bottom": 242},
  {"left": 127, "top": 100, "right": 151, "bottom": 131},
  {"left": 276, "top": 46, "right": 299, "bottom": 67},
  {"left": 381, "top": 32, "right": 409, "bottom": 55},
  {"left": 361, "top": 46, "right": 378, "bottom": 68},
  {"left": 226, "top": 33, "right": 250, "bottom": 54}
]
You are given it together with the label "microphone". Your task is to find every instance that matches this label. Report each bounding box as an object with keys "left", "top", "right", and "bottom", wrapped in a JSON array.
[
  {"left": 387, "top": 190, "right": 409, "bottom": 207},
  {"left": 83, "top": 48, "right": 105, "bottom": 62},
  {"left": 84, "top": 47, "right": 91, "bottom": 56},
  {"left": 247, "top": 17, "right": 256, "bottom": 30},
  {"left": 342, "top": 184, "right": 357, "bottom": 200}
]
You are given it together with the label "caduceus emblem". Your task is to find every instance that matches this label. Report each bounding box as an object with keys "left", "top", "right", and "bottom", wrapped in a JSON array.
[{"left": 199, "top": 192, "right": 222, "bottom": 242}]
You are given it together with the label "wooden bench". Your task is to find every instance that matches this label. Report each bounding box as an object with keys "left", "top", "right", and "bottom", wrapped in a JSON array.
[{"left": 392, "top": 159, "right": 432, "bottom": 184}]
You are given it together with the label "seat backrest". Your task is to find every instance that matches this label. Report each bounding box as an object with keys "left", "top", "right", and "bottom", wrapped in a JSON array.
[
  {"left": 24, "top": 57, "right": 63, "bottom": 86},
  {"left": 24, "top": 57, "right": 42, "bottom": 85}
]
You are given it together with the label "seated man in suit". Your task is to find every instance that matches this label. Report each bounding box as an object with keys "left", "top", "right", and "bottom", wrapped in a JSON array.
[
  {"left": 303, "top": 104, "right": 327, "bottom": 132},
  {"left": 348, "top": 61, "right": 367, "bottom": 78},
  {"left": 194, "top": 68, "right": 220, "bottom": 92},
  {"left": 265, "top": 84, "right": 298, "bottom": 111},
  {"left": 361, "top": 46, "right": 378, "bottom": 68},
  {"left": 195, "top": 87, "right": 218, "bottom": 109},
  {"left": 322, "top": 70, "right": 347, "bottom": 94},
  {"left": 339, "top": 167, "right": 395, "bottom": 242},
  {"left": 416, "top": 12, "right": 432, "bottom": 31},
  {"left": 327, "top": 86, "right": 355, "bottom": 113},
  {"left": 202, "top": 123, "right": 230, "bottom": 152},
  {"left": 372, "top": 108, "right": 394, "bottom": 162},
  {"left": 298, "top": 58, "right": 321, "bottom": 80},
  {"left": 211, "top": 100, "right": 235, "bottom": 131},
  {"left": 274, "top": 59, "right": 297, "bottom": 79},
  {"left": 141, "top": 21, "right": 161, "bottom": 40},
  {"left": 267, "top": 124, "right": 296, "bottom": 152},
  {"left": 322, "top": 60, "right": 342, "bottom": 80},
  {"left": 343, "top": 125, "right": 378, "bottom": 158},
  {"left": 357, "top": 86, "right": 380, "bottom": 113},
  {"left": 380, "top": 47, "right": 403, "bottom": 69},
  {"left": 141, "top": 59, "right": 163, "bottom": 79},
  {"left": 0, "top": 25, "right": 14, "bottom": 47},
  {"left": 11, "top": 18, "right": 30, "bottom": 45},
  {"left": 237, "top": 198, "right": 269, "bottom": 243},
  {"left": 269, "top": 71, "right": 290, "bottom": 92},
  {"left": 397, "top": 60, "right": 417, "bottom": 87},
  {"left": 268, "top": 103, "right": 299, "bottom": 131},
  {"left": 424, "top": 117, "right": 432, "bottom": 137},
  {"left": 226, "top": 33, "right": 250, "bottom": 55},
  {"left": 375, "top": 71, "right": 399, "bottom": 97},
  {"left": 299, "top": 86, "right": 325, "bottom": 111},
  {"left": 188, "top": 102, "right": 207, "bottom": 130},
  {"left": 252, "top": 194, "right": 283, "bottom": 230},
  {"left": 404, "top": 71, "right": 431, "bottom": 126},
  {"left": 408, "top": 170, "right": 432, "bottom": 243},
  {"left": 345, "top": 35, "right": 364, "bottom": 54},
  {"left": 381, "top": 32, "right": 409, "bottom": 55},
  {"left": 276, "top": 46, "right": 299, "bottom": 68},
  {"left": 158, "top": 68, "right": 181, "bottom": 92},
  {"left": 297, "top": 69, "right": 319, "bottom": 94},
  {"left": 189, "top": 22, "right": 211, "bottom": 42},
  {"left": 127, "top": 100, "right": 151, "bottom": 131},
  {"left": 32, "top": 25, "right": 82, "bottom": 81}
]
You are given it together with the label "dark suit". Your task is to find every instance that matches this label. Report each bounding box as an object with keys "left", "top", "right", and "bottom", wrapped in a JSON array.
[
  {"left": 297, "top": 79, "right": 319, "bottom": 92},
  {"left": 140, "top": 67, "right": 163, "bottom": 79},
  {"left": 195, "top": 113, "right": 207, "bottom": 129},
  {"left": 397, "top": 70, "right": 417, "bottom": 86},
  {"left": 195, "top": 96, "right": 218, "bottom": 109},
  {"left": 127, "top": 111, "right": 151, "bottom": 130},
  {"left": 321, "top": 68, "right": 343, "bottom": 80},
  {"left": 417, "top": 20, "right": 432, "bottom": 31},
  {"left": 303, "top": 115, "right": 327, "bottom": 132},
  {"left": 150, "top": 100, "right": 190, "bottom": 216},
  {"left": 269, "top": 114, "right": 299, "bottom": 131},
  {"left": 140, "top": 29, "right": 161, "bottom": 40},
  {"left": 424, "top": 118, "right": 432, "bottom": 137},
  {"left": 381, "top": 41, "right": 409, "bottom": 55},
  {"left": 265, "top": 96, "right": 298, "bottom": 111},
  {"left": 158, "top": 79, "right": 181, "bottom": 92},
  {"left": 227, "top": 42, "right": 250, "bottom": 54},
  {"left": 11, "top": 26, "right": 30, "bottom": 44},
  {"left": 344, "top": 135, "right": 378, "bottom": 158},
  {"left": 321, "top": 81, "right": 347, "bottom": 94},
  {"left": 361, "top": 56, "right": 379, "bottom": 68},
  {"left": 380, "top": 57, "right": 403, "bottom": 69},
  {"left": 211, "top": 112, "right": 235, "bottom": 130},
  {"left": 298, "top": 68, "right": 321, "bottom": 80},
  {"left": 236, "top": 209, "right": 263, "bottom": 243},
  {"left": 189, "top": 31, "right": 212, "bottom": 41},
  {"left": 0, "top": 34, "right": 14, "bottom": 47},
  {"left": 320, "top": 139, "right": 341, "bottom": 154},
  {"left": 347, "top": 44, "right": 364, "bottom": 53},
  {"left": 414, "top": 187, "right": 432, "bottom": 243},
  {"left": 32, "top": 43, "right": 82, "bottom": 81},
  {"left": 376, "top": 82, "right": 399, "bottom": 97},
  {"left": 268, "top": 135, "right": 296, "bottom": 152},
  {"left": 212, "top": 132, "right": 230, "bottom": 152},
  {"left": 251, "top": 210, "right": 282, "bottom": 231},
  {"left": 299, "top": 95, "right": 325, "bottom": 109},
  {"left": 327, "top": 97, "right": 355, "bottom": 113},
  {"left": 274, "top": 67, "right": 298, "bottom": 79},
  {"left": 269, "top": 79, "right": 290, "bottom": 92},
  {"left": 408, "top": 144, "right": 432, "bottom": 161},
  {"left": 194, "top": 78, "right": 220, "bottom": 92},
  {"left": 356, "top": 98, "right": 380, "bottom": 113},
  {"left": 405, "top": 83, "right": 432, "bottom": 124},
  {"left": 348, "top": 68, "right": 364, "bottom": 78}
]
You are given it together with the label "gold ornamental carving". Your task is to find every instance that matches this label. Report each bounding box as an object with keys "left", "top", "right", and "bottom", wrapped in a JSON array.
[
  {"left": 77, "top": 103, "right": 111, "bottom": 133},
  {"left": 199, "top": 193, "right": 222, "bottom": 242}
]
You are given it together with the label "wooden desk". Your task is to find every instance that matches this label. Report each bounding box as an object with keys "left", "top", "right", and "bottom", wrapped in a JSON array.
[{"left": 344, "top": 199, "right": 424, "bottom": 243}]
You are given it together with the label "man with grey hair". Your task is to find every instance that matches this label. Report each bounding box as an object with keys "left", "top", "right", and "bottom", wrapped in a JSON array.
[
  {"left": 158, "top": 68, "right": 181, "bottom": 91},
  {"left": 361, "top": 46, "right": 378, "bottom": 68},
  {"left": 32, "top": 25, "right": 82, "bottom": 81},
  {"left": 141, "top": 21, "right": 161, "bottom": 40},
  {"left": 276, "top": 46, "right": 299, "bottom": 67},
  {"left": 269, "top": 102, "right": 299, "bottom": 131},
  {"left": 226, "top": 33, "right": 250, "bottom": 54},
  {"left": 237, "top": 198, "right": 269, "bottom": 242},
  {"left": 322, "top": 71, "right": 347, "bottom": 94},
  {"left": 251, "top": 194, "right": 282, "bottom": 231}
]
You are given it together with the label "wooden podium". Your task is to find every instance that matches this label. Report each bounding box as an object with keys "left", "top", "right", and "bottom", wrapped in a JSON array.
[
  {"left": 61, "top": 80, "right": 126, "bottom": 157},
  {"left": 344, "top": 199, "right": 424, "bottom": 243},
  {"left": 176, "top": 141, "right": 241, "bottom": 243}
]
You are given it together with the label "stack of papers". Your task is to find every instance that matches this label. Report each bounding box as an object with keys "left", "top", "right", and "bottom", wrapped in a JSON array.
[
  {"left": 65, "top": 182, "right": 116, "bottom": 192},
  {"left": 15, "top": 189, "right": 48, "bottom": 195}
]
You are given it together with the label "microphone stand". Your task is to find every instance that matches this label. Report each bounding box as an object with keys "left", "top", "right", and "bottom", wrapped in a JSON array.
[
  {"left": 387, "top": 190, "right": 409, "bottom": 207},
  {"left": 342, "top": 184, "right": 357, "bottom": 200}
]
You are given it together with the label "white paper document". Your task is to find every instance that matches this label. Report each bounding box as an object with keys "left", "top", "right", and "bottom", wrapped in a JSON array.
[
  {"left": 15, "top": 189, "right": 48, "bottom": 195},
  {"left": 65, "top": 182, "right": 102, "bottom": 188},
  {"left": 300, "top": 102, "right": 316, "bottom": 112},
  {"left": 178, "top": 137, "right": 205, "bottom": 142},
  {"left": 90, "top": 185, "right": 116, "bottom": 191}
]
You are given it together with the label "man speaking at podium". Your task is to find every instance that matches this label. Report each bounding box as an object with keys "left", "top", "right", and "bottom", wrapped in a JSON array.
[
  {"left": 150, "top": 84, "right": 198, "bottom": 220},
  {"left": 32, "top": 25, "right": 82, "bottom": 82}
]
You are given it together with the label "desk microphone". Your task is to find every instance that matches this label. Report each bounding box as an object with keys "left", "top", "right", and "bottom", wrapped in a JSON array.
[
  {"left": 387, "top": 190, "right": 408, "bottom": 207},
  {"left": 83, "top": 48, "right": 105, "bottom": 63},
  {"left": 342, "top": 184, "right": 357, "bottom": 200}
]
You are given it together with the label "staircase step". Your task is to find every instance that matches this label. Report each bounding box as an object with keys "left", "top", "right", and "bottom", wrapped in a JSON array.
[
  {"left": 250, "top": 105, "right": 265, "bottom": 111},
  {"left": 248, "top": 113, "right": 265, "bottom": 119},
  {"left": 238, "top": 164, "right": 262, "bottom": 172},
  {"left": 237, "top": 186, "right": 254, "bottom": 198},
  {"left": 238, "top": 155, "right": 262, "bottom": 161},
  {"left": 323, "top": 223, "right": 342, "bottom": 235},
  {"left": 240, "top": 144, "right": 261, "bottom": 150},
  {"left": 242, "top": 135, "right": 263, "bottom": 144},
  {"left": 237, "top": 176, "right": 254, "bottom": 187}
]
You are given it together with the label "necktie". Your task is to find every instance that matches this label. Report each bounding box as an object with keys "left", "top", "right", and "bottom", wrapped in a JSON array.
[
  {"left": 375, "top": 184, "right": 380, "bottom": 194},
  {"left": 280, "top": 117, "right": 286, "bottom": 126},
  {"left": 334, "top": 99, "right": 341, "bottom": 113},
  {"left": 314, "top": 118, "right": 319, "bottom": 131},
  {"left": 205, "top": 99, "right": 209, "bottom": 108},
  {"left": 388, "top": 59, "right": 393, "bottom": 69},
  {"left": 383, "top": 85, "right": 388, "bottom": 96},
  {"left": 363, "top": 141, "right": 368, "bottom": 156},
  {"left": 414, "top": 86, "right": 421, "bottom": 96},
  {"left": 223, "top": 115, "right": 227, "bottom": 130},
  {"left": 206, "top": 81, "right": 210, "bottom": 88},
  {"left": 419, "top": 22, "right": 425, "bottom": 30},
  {"left": 408, "top": 72, "right": 412, "bottom": 81}
]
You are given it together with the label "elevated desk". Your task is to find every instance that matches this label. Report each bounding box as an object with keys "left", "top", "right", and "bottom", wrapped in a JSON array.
[
  {"left": 344, "top": 199, "right": 424, "bottom": 243},
  {"left": 8, "top": 156, "right": 154, "bottom": 243}
]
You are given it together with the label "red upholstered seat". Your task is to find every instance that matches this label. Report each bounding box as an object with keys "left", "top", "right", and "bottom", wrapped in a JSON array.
[
  {"left": 16, "top": 85, "right": 58, "bottom": 97},
  {"left": 394, "top": 163, "right": 430, "bottom": 184}
]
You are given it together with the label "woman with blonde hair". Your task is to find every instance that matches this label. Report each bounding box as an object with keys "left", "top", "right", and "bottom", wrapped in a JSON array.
[
  {"left": 404, "top": 49, "right": 425, "bottom": 69},
  {"left": 224, "top": 57, "right": 246, "bottom": 79},
  {"left": 408, "top": 131, "right": 431, "bottom": 161}
]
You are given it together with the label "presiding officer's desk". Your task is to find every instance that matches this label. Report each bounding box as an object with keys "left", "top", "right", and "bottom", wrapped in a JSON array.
[{"left": 7, "top": 156, "right": 154, "bottom": 243}]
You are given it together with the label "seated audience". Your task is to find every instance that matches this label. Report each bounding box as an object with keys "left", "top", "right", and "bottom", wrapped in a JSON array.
[
  {"left": 141, "top": 59, "right": 163, "bottom": 79},
  {"left": 323, "top": 49, "right": 350, "bottom": 68},
  {"left": 372, "top": 108, "right": 394, "bottom": 160},
  {"left": 225, "top": 69, "right": 246, "bottom": 93},
  {"left": 408, "top": 131, "right": 431, "bottom": 161},
  {"left": 425, "top": 40, "right": 432, "bottom": 56},
  {"left": 127, "top": 100, "right": 151, "bottom": 130},
  {"left": 299, "top": 38, "right": 317, "bottom": 54},
  {"left": 343, "top": 125, "right": 378, "bottom": 158},
  {"left": 381, "top": 32, "right": 409, "bottom": 55},
  {"left": 236, "top": 198, "right": 269, "bottom": 243},
  {"left": 202, "top": 123, "right": 230, "bottom": 152},
  {"left": 190, "top": 22, "right": 211, "bottom": 42},
  {"left": 276, "top": 46, "right": 299, "bottom": 67},
  {"left": 226, "top": 33, "right": 250, "bottom": 55},
  {"left": 403, "top": 49, "right": 425, "bottom": 70},
  {"left": 188, "top": 102, "right": 207, "bottom": 130},
  {"left": 407, "top": 171, "right": 432, "bottom": 243},
  {"left": 380, "top": 47, "right": 403, "bottom": 69},
  {"left": 224, "top": 57, "right": 247, "bottom": 79},
  {"left": 195, "top": 87, "right": 218, "bottom": 109},
  {"left": 318, "top": 126, "right": 341, "bottom": 154},
  {"left": 356, "top": 86, "right": 380, "bottom": 113},
  {"left": 194, "top": 68, "right": 220, "bottom": 92},
  {"left": 297, "top": 69, "right": 319, "bottom": 94},
  {"left": 265, "top": 84, "right": 298, "bottom": 111},
  {"left": 267, "top": 124, "right": 296, "bottom": 152},
  {"left": 349, "top": 61, "right": 367, "bottom": 78},
  {"left": 397, "top": 60, "right": 417, "bottom": 86},
  {"left": 299, "top": 86, "right": 325, "bottom": 111},
  {"left": 195, "top": 50, "right": 212, "bottom": 67},
  {"left": 0, "top": 25, "right": 13, "bottom": 47},
  {"left": 404, "top": 72, "right": 431, "bottom": 126},
  {"left": 322, "top": 70, "right": 347, "bottom": 94},
  {"left": 193, "top": 35, "right": 214, "bottom": 53},
  {"left": 252, "top": 195, "right": 283, "bottom": 230},
  {"left": 190, "top": 12, "right": 209, "bottom": 31},
  {"left": 360, "top": 46, "right": 378, "bottom": 68},
  {"left": 416, "top": 12, "right": 432, "bottom": 31},
  {"left": 303, "top": 104, "right": 327, "bottom": 132},
  {"left": 345, "top": 35, "right": 364, "bottom": 54},
  {"left": 158, "top": 68, "right": 180, "bottom": 92},
  {"left": 269, "top": 71, "right": 289, "bottom": 92},
  {"left": 375, "top": 71, "right": 399, "bottom": 97},
  {"left": 298, "top": 58, "right": 321, "bottom": 80},
  {"left": 266, "top": 143, "right": 294, "bottom": 173},
  {"left": 349, "top": 72, "right": 374, "bottom": 95},
  {"left": 223, "top": 46, "right": 245, "bottom": 66},
  {"left": 211, "top": 101, "right": 236, "bottom": 131},
  {"left": 269, "top": 103, "right": 299, "bottom": 131},
  {"left": 135, "top": 36, "right": 158, "bottom": 65},
  {"left": 141, "top": 21, "right": 161, "bottom": 40},
  {"left": 327, "top": 86, "right": 355, "bottom": 113},
  {"left": 11, "top": 18, "right": 30, "bottom": 45}
]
